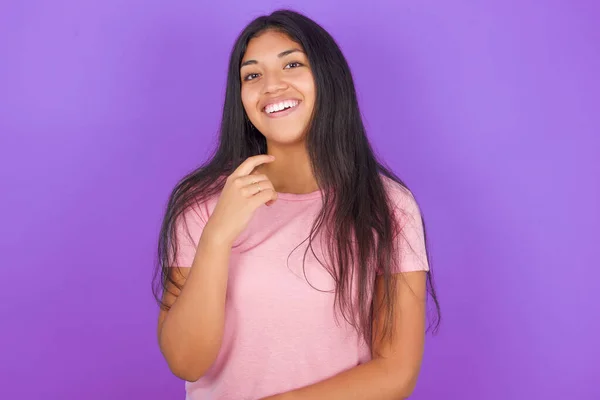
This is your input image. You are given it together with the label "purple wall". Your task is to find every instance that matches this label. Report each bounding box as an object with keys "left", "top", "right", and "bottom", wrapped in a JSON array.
[{"left": 1, "top": 1, "right": 598, "bottom": 399}]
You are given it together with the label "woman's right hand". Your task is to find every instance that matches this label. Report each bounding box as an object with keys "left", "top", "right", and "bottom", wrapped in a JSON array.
[{"left": 202, "top": 154, "right": 278, "bottom": 247}]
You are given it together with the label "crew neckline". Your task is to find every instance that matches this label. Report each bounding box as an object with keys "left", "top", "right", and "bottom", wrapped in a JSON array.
[{"left": 276, "top": 189, "right": 322, "bottom": 201}]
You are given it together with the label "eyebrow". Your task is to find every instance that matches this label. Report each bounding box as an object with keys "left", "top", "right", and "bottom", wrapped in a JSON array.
[{"left": 240, "top": 48, "right": 304, "bottom": 67}]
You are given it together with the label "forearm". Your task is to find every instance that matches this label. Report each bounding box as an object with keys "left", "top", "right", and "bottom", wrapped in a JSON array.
[
  {"left": 267, "top": 358, "right": 416, "bottom": 400},
  {"left": 159, "top": 236, "right": 231, "bottom": 380}
]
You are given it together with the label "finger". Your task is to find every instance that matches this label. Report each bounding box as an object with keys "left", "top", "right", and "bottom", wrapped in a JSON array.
[
  {"left": 250, "top": 189, "right": 278, "bottom": 208},
  {"left": 241, "top": 179, "right": 275, "bottom": 197},
  {"left": 236, "top": 174, "right": 270, "bottom": 188},
  {"left": 233, "top": 155, "right": 275, "bottom": 177}
]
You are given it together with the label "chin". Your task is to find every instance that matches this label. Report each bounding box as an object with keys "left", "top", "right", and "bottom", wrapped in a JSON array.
[
  {"left": 258, "top": 126, "right": 308, "bottom": 145},
  {"left": 265, "top": 133, "right": 306, "bottom": 146}
]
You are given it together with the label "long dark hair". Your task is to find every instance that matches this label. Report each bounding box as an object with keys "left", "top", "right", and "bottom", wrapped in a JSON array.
[{"left": 153, "top": 9, "right": 440, "bottom": 349}]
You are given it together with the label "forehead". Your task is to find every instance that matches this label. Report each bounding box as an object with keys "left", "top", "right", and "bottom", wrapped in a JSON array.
[{"left": 242, "top": 30, "right": 303, "bottom": 61}]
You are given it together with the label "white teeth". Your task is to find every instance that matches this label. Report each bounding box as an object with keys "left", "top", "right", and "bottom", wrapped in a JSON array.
[{"left": 265, "top": 100, "right": 299, "bottom": 114}]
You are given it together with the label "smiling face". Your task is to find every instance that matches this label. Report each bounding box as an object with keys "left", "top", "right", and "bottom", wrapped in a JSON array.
[{"left": 240, "top": 30, "right": 316, "bottom": 146}]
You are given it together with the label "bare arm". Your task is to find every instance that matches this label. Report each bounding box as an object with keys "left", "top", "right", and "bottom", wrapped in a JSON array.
[
  {"left": 156, "top": 154, "right": 278, "bottom": 382},
  {"left": 157, "top": 236, "right": 231, "bottom": 382},
  {"left": 262, "top": 271, "right": 427, "bottom": 400}
]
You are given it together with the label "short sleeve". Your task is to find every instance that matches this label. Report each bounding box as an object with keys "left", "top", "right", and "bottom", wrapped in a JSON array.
[
  {"left": 378, "top": 187, "right": 430, "bottom": 274},
  {"left": 170, "top": 202, "right": 209, "bottom": 268}
]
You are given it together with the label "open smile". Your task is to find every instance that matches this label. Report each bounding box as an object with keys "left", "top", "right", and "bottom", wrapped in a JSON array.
[{"left": 262, "top": 99, "right": 302, "bottom": 119}]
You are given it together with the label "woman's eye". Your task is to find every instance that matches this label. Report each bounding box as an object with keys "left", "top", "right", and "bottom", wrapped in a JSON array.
[
  {"left": 244, "top": 73, "right": 259, "bottom": 81},
  {"left": 285, "top": 62, "right": 303, "bottom": 69}
]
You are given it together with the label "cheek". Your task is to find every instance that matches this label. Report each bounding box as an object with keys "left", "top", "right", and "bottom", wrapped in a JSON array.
[
  {"left": 241, "top": 87, "right": 259, "bottom": 115},
  {"left": 299, "top": 76, "right": 316, "bottom": 103}
]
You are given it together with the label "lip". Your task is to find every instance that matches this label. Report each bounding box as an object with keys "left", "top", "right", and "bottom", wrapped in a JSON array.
[
  {"left": 264, "top": 102, "right": 301, "bottom": 119},
  {"left": 261, "top": 97, "right": 302, "bottom": 112},
  {"left": 262, "top": 98, "right": 302, "bottom": 119}
]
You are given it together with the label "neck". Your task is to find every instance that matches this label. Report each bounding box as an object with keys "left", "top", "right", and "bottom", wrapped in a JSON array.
[{"left": 259, "top": 142, "right": 319, "bottom": 195}]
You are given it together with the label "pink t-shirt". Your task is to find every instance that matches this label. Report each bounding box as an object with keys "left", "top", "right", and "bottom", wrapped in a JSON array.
[{"left": 171, "top": 175, "right": 429, "bottom": 400}]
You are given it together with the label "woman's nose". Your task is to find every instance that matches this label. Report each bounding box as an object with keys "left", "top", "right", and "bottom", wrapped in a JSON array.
[{"left": 261, "top": 72, "right": 288, "bottom": 95}]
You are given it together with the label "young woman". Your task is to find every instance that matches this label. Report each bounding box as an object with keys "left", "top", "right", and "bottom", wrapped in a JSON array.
[{"left": 154, "top": 9, "right": 440, "bottom": 400}]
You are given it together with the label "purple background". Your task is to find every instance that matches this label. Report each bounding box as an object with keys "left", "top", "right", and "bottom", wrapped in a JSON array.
[{"left": 1, "top": 1, "right": 599, "bottom": 399}]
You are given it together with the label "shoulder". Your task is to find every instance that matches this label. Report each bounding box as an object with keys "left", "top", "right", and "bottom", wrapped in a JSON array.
[
  {"left": 179, "top": 191, "right": 221, "bottom": 228},
  {"left": 378, "top": 174, "right": 430, "bottom": 272},
  {"left": 379, "top": 174, "right": 420, "bottom": 215}
]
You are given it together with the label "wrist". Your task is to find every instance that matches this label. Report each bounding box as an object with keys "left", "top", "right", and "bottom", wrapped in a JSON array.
[{"left": 200, "top": 230, "right": 233, "bottom": 250}]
